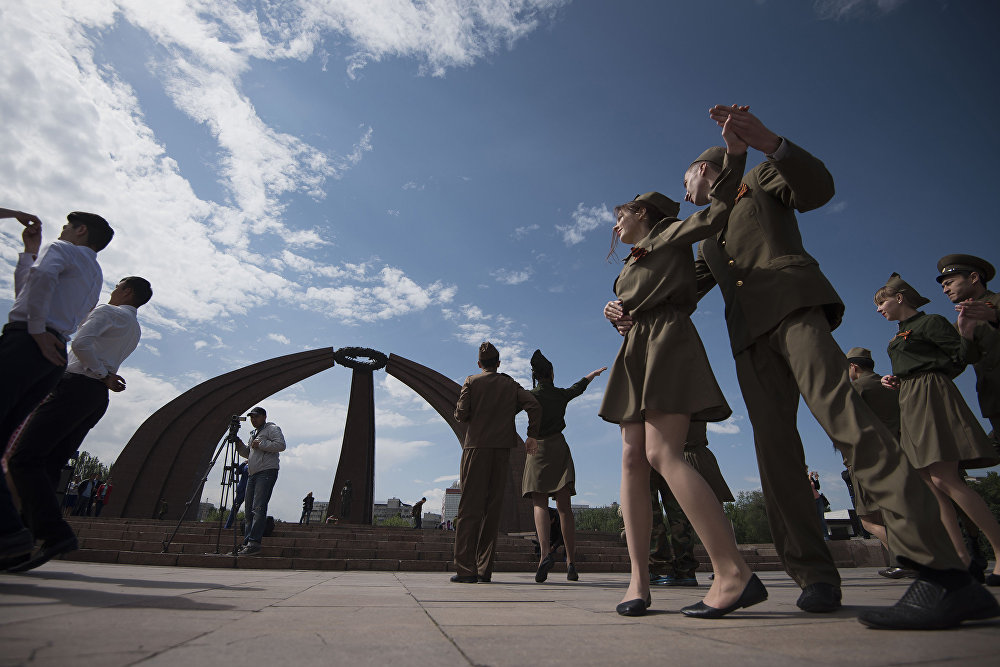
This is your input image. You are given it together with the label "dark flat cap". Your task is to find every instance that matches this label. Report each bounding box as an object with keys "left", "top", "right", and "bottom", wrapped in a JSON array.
[{"left": 936, "top": 254, "right": 995, "bottom": 283}]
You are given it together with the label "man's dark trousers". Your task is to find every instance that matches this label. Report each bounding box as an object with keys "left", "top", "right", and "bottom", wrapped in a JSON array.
[
  {"left": 0, "top": 327, "right": 66, "bottom": 537},
  {"left": 9, "top": 373, "right": 109, "bottom": 542}
]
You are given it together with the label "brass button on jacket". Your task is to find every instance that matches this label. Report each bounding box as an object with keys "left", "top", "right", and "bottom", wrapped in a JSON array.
[{"left": 736, "top": 280, "right": 744, "bottom": 287}]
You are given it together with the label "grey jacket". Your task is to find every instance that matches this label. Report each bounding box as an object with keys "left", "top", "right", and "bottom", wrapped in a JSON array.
[{"left": 236, "top": 422, "right": 286, "bottom": 475}]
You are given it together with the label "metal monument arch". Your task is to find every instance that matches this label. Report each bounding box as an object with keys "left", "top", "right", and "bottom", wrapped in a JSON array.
[{"left": 108, "top": 347, "right": 532, "bottom": 533}]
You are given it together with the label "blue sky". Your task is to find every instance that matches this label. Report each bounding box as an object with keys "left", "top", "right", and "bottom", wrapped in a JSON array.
[{"left": 1, "top": 0, "right": 998, "bottom": 521}]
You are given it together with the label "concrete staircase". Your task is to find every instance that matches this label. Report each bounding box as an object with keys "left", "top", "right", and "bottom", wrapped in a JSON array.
[{"left": 58, "top": 517, "right": 884, "bottom": 572}]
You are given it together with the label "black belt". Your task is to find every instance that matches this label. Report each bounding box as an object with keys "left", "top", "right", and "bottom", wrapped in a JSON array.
[{"left": 3, "top": 321, "right": 67, "bottom": 344}]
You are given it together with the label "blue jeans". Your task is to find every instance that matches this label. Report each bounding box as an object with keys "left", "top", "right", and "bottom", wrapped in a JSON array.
[{"left": 244, "top": 468, "right": 278, "bottom": 544}]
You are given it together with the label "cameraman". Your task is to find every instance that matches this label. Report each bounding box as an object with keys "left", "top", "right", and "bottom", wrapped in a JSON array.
[{"left": 234, "top": 406, "right": 285, "bottom": 555}]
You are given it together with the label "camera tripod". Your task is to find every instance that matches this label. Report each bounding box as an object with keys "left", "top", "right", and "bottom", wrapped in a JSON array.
[{"left": 161, "top": 415, "right": 246, "bottom": 565}]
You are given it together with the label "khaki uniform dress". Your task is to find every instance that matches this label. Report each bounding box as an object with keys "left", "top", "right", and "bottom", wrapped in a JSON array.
[
  {"left": 694, "top": 139, "right": 962, "bottom": 584},
  {"left": 453, "top": 370, "right": 541, "bottom": 579},
  {"left": 888, "top": 311, "right": 998, "bottom": 469},
  {"left": 599, "top": 152, "right": 746, "bottom": 425},
  {"left": 521, "top": 377, "right": 591, "bottom": 498}
]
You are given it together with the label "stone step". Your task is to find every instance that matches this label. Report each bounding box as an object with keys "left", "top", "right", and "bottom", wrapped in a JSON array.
[{"left": 54, "top": 518, "right": 875, "bottom": 573}]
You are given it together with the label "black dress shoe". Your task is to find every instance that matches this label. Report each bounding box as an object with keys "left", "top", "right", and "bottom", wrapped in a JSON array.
[
  {"left": 878, "top": 567, "right": 917, "bottom": 579},
  {"left": 7, "top": 535, "right": 78, "bottom": 573},
  {"left": 616, "top": 593, "right": 652, "bottom": 617},
  {"left": 680, "top": 573, "right": 768, "bottom": 619},
  {"left": 566, "top": 563, "right": 579, "bottom": 581},
  {"left": 450, "top": 574, "right": 478, "bottom": 583},
  {"left": 535, "top": 554, "right": 554, "bottom": 583},
  {"left": 796, "top": 582, "right": 842, "bottom": 612},
  {"left": 858, "top": 578, "right": 1000, "bottom": 630}
]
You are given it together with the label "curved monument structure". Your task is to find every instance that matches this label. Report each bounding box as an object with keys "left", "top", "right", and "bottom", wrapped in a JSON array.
[{"left": 109, "top": 347, "right": 532, "bottom": 532}]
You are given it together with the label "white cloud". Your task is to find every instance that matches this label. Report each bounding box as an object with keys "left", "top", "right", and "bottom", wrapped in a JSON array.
[
  {"left": 707, "top": 415, "right": 743, "bottom": 435},
  {"left": 491, "top": 266, "right": 533, "bottom": 285},
  {"left": 556, "top": 202, "right": 614, "bottom": 245},
  {"left": 513, "top": 224, "right": 539, "bottom": 240},
  {"left": 267, "top": 333, "right": 291, "bottom": 344},
  {"left": 826, "top": 201, "right": 848, "bottom": 214},
  {"left": 434, "top": 474, "right": 460, "bottom": 483},
  {"left": 813, "top": 0, "right": 908, "bottom": 19}
]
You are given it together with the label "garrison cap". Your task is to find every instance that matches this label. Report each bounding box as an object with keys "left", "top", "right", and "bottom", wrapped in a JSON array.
[
  {"left": 479, "top": 341, "right": 499, "bottom": 365},
  {"left": 935, "top": 254, "right": 995, "bottom": 283},
  {"left": 845, "top": 347, "right": 874, "bottom": 367},
  {"left": 885, "top": 273, "right": 930, "bottom": 308},
  {"left": 688, "top": 146, "right": 726, "bottom": 172},
  {"left": 530, "top": 349, "right": 554, "bottom": 378},
  {"left": 632, "top": 192, "right": 680, "bottom": 220}
]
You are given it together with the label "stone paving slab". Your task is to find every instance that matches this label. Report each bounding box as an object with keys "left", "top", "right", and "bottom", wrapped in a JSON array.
[{"left": 0, "top": 562, "right": 997, "bottom": 666}]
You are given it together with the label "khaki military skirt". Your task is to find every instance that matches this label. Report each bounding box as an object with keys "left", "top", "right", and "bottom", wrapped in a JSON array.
[
  {"left": 898, "top": 372, "right": 1000, "bottom": 469},
  {"left": 522, "top": 432, "right": 576, "bottom": 498},
  {"left": 684, "top": 446, "right": 735, "bottom": 503},
  {"left": 599, "top": 306, "right": 730, "bottom": 424}
]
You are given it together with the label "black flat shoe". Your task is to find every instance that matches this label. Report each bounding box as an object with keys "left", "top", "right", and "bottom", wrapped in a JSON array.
[
  {"left": 680, "top": 573, "right": 768, "bottom": 619},
  {"left": 6, "top": 535, "right": 77, "bottom": 573},
  {"left": 535, "top": 554, "right": 554, "bottom": 583},
  {"left": 858, "top": 578, "right": 1000, "bottom": 629},
  {"left": 567, "top": 563, "right": 579, "bottom": 581},
  {"left": 796, "top": 581, "right": 842, "bottom": 613},
  {"left": 616, "top": 593, "right": 652, "bottom": 617},
  {"left": 450, "top": 574, "right": 478, "bottom": 584}
]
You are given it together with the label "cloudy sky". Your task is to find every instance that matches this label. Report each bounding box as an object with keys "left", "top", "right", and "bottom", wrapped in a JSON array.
[{"left": 2, "top": 0, "right": 998, "bottom": 521}]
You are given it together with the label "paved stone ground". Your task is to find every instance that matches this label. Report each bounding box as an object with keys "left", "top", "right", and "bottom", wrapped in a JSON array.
[{"left": 1, "top": 562, "right": 997, "bottom": 666}]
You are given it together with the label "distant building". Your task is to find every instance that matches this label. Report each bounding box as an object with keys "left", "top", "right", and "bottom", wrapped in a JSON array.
[
  {"left": 197, "top": 502, "right": 215, "bottom": 521},
  {"left": 442, "top": 481, "right": 461, "bottom": 524},
  {"left": 570, "top": 503, "right": 590, "bottom": 517},
  {"left": 422, "top": 512, "right": 442, "bottom": 529},
  {"left": 373, "top": 497, "right": 412, "bottom": 524}
]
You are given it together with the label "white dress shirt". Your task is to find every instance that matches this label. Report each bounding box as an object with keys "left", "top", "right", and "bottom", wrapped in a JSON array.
[
  {"left": 66, "top": 304, "right": 141, "bottom": 380},
  {"left": 9, "top": 240, "right": 102, "bottom": 338}
]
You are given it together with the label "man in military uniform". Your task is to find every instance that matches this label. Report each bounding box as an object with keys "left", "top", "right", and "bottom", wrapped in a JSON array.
[
  {"left": 937, "top": 255, "right": 1000, "bottom": 439},
  {"left": 451, "top": 342, "right": 540, "bottom": 583},
  {"left": 685, "top": 106, "right": 994, "bottom": 629},
  {"left": 844, "top": 347, "right": 912, "bottom": 579},
  {"left": 936, "top": 254, "right": 1000, "bottom": 584}
]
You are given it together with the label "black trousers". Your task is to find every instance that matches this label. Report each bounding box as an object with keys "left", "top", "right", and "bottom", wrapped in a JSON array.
[
  {"left": 0, "top": 327, "right": 66, "bottom": 536},
  {"left": 9, "top": 373, "right": 109, "bottom": 542}
]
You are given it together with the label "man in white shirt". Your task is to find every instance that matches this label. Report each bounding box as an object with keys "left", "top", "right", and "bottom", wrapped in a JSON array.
[
  {"left": 0, "top": 209, "right": 113, "bottom": 564},
  {"left": 5, "top": 276, "right": 150, "bottom": 572},
  {"left": 233, "top": 407, "right": 285, "bottom": 555}
]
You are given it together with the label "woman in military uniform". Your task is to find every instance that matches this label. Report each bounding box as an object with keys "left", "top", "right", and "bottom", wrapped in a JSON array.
[
  {"left": 522, "top": 349, "right": 605, "bottom": 583},
  {"left": 875, "top": 273, "right": 1000, "bottom": 582},
  {"left": 597, "top": 116, "right": 766, "bottom": 619}
]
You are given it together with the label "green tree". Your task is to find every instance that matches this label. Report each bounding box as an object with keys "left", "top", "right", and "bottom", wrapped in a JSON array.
[
  {"left": 724, "top": 490, "right": 772, "bottom": 544},
  {"left": 575, "top": 504, "right": 623, "bottom": 534},
  {"left": 75, "top": 451, "right": 110, "bottom": 482}
]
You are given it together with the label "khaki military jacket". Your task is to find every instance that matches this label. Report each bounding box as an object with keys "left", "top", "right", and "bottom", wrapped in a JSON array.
[
  {"left": 965, "top": 290, "right": 1000, "bottom": 418},
  {"left": 695, "top": 139, "right": 844, "bottom": 354},
  {"left": 455, "top": 370, "right": 541, "bottom": 449},
  {"left": 851, "top": 369, "right": 900, "bottom": 439}
]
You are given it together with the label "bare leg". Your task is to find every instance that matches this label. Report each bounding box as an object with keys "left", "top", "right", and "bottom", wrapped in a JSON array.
[
  {"left": 620, "top": 421, "right": 652, "bottom": 604},
  {"left": 918, "top": 467, "right": 970, "bottom": 566},
  {"left": 926, "top": 461, "right": 1000, "bottom": 575},
  {"left": 644, "top": 410, "right": 752, "bottom": 609},
  {"left": 860, "top": 514, "right": 888, "bottom": 552},
  {"left": 554, "top": 487, "right": 576, "bottom": 566},
  {"left": 531, "top": 492, "right": 551, "bottom": 566}
]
